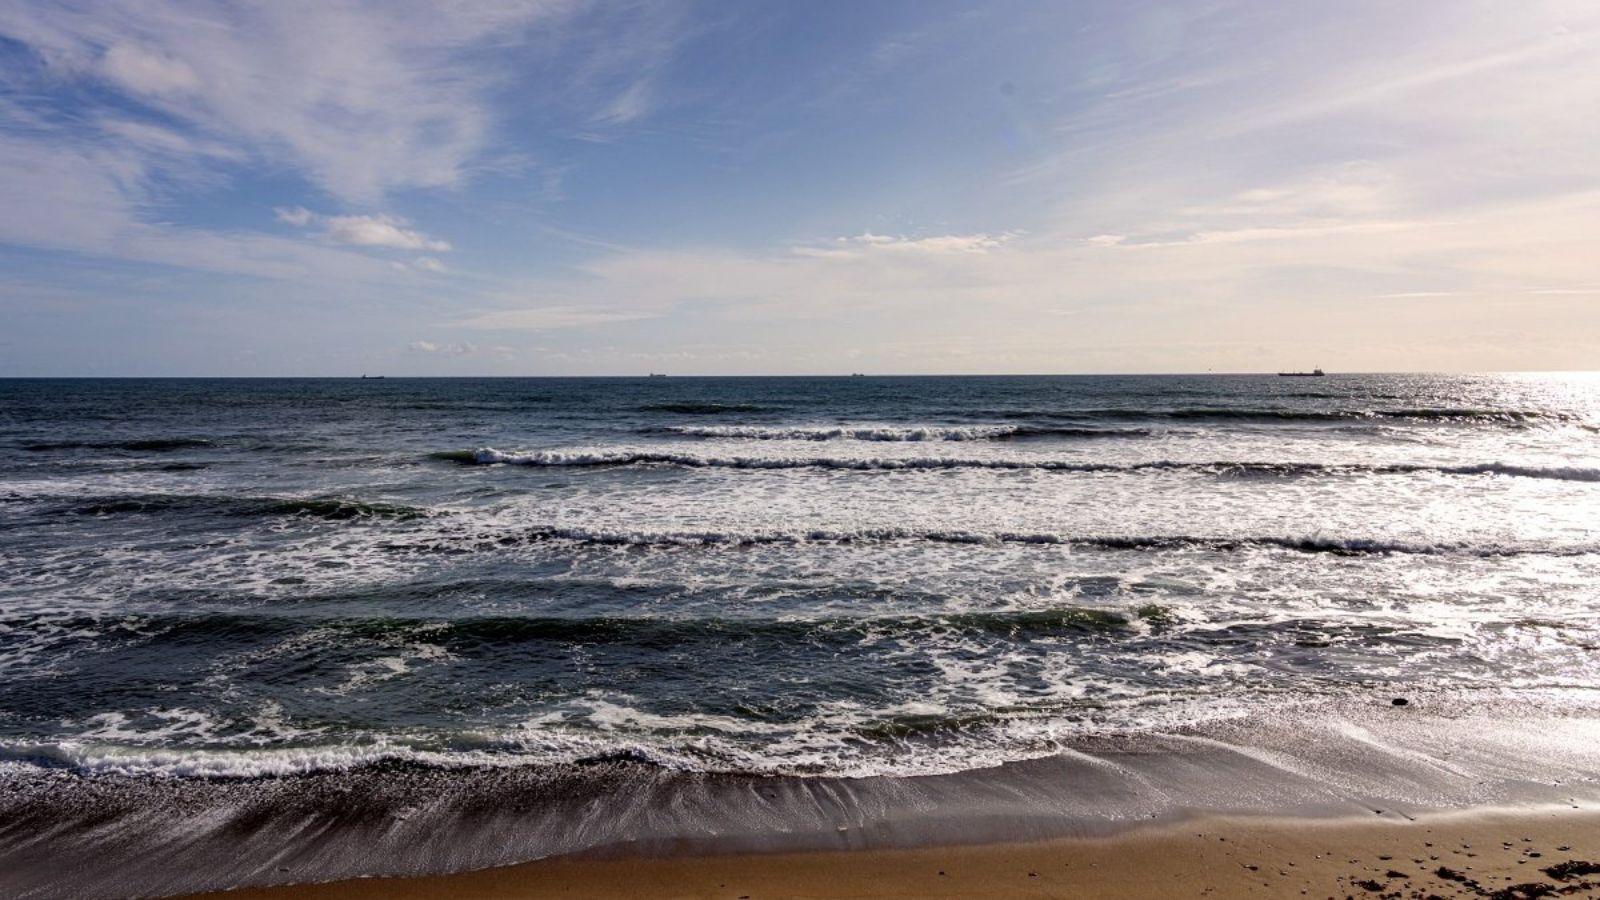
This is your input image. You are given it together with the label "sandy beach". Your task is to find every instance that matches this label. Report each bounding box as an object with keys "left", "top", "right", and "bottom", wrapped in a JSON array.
[{"left": 192, "top": 807, "right": 1600, "bottom": 899}]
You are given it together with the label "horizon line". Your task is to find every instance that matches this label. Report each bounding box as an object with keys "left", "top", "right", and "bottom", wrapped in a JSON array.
[{"left": 3, "top": 370, "right": 1597, "bottom": 380}]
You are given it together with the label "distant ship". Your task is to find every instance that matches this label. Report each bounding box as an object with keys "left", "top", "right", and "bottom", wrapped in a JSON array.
[
  {"left": 1277, "top": 368, "right": 1325, "bottom": 377},
  {"left": 360, "top": 374, "right": 385, "bottom": 379},
  {"left": 849, "top": 373, "right": 866, "bottom": 377},
  {"left": 647, "top": 373, "right": 667, "bottom": 378}
]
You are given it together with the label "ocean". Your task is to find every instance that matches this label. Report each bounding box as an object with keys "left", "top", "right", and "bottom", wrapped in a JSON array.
[{"left": 3, "top": 373, "right": 1600, "bottom": 895}]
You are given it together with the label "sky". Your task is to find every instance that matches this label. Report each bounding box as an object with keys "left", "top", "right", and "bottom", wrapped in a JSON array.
[{"left": 1, "top": 0, "right": 1598, "bottom": 376}]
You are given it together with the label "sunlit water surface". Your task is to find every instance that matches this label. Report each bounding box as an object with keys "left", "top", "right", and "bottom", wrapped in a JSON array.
[{"left": 2, "top": 373, "right": 1598, "bottom": 778}]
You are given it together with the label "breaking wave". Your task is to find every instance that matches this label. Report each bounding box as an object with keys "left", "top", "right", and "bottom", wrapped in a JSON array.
[
  {"left": 990, "top": 407, "right": 1582, "bottom": 425},
  {"left": 481, "top": 525, "right": 1587, "bottom": 557},
  {"left": 437, "top": 448, "right": 1600, "bottom": 482},
  {"left": 658, "top": 424, "right": 1154, "bottom": 441}
]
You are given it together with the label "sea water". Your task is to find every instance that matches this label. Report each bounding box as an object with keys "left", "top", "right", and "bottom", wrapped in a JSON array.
[{"left": 4, "top": 373, "right": 1598, "bottom": 786}]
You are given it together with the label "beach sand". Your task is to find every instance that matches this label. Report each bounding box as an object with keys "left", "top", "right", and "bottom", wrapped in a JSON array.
[{"left": 192, "top": 806, "right": 1600, "bottom": 899}]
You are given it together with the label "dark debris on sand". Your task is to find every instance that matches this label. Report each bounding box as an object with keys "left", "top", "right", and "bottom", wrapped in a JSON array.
[
  {"left": 1329, "top": 855, "right": 1600, "bottom": 900},
  {"left": 1541, "top": 860, "right": 1600, "bottom": 881}
]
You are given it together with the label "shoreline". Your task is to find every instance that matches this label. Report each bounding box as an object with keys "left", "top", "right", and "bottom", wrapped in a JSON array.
[
  {"left": 7, "top": 696, "right": 1600, "bottom": 898},
  {"left": 192, "top": 805, "right": 1600, "bottom": 899}
]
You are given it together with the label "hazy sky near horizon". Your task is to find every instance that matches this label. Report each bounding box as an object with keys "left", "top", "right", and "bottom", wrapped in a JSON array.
[{"left": 2, "top": 0, "right": 1598, "bottom": 375}]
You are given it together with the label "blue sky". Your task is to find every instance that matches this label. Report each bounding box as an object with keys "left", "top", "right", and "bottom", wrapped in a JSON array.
[{"left": 1, "top": 0, "right": 1598, "bottom": 375}]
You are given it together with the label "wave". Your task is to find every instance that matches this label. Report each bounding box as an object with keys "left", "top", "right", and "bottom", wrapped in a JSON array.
[
  {"left": 22, "top": 437, "right": 214, "bottom": 452},
  {"left": 64, "top": 494, "right": 426, "bottom": 520},
  {"left": 990, "top": 407, "right": 1581, "bottom": 425},
  {"left": 0, "top": 736, "right": 789, "bottom": 779},
  {"left": 657, "top": 424, "right": 1154, "bottom": 441},
  {"left": 438, "top": 448, "right": 1600, "bottom": 482},
  {"left": 636, "top": 402, "right": 774, "bottom": 414},
  {"left": 0, "top": 741, "right": 485, "bottom": 779},
  {"left": 490, "top": 525, "right": 1585, "bottom": 557},
  {"left": 0, "top": 605, "right": 1148, "bottom": 652},
  {"left": 398, "top": 398, "right": 559, "bottom": 411},
  {"left": 1439, "top": 462, "right": 1600, "bottom": 482},
  {"left": 0, "top": 729, "right": 903, "bottom": 779}
]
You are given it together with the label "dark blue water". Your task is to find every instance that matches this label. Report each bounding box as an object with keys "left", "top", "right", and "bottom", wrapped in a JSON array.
[{"left": 2, "top": 374, "right": 1599, "bottom": 779}]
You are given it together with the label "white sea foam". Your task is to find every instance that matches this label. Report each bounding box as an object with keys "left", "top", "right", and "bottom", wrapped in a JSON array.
[
  {"left": 500, "top": 523, "right": 1585, "bottom": 557},
  {"left": 0, "top": 691, "right": 1264, "bottom": 780},
  {"left": 460, "top": 447, "right": 1600, "bottom": 481},
  {"left": 72, "top": 708, "right": 224, "bottom": 744},
  {"left": 1444, "top": 462, "right": 1600, "bottom": 481},
  {"left": 328, "top": 641, "right": 456, "bottom": 694},
  {"left": 666, "top": 424, "right": 1025, "bottom": 441},
  {"left": 11, "top": 376, "right": 1600, "bottom": 791}
]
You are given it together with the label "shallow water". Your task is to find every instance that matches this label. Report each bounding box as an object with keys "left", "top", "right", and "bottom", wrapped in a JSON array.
[{"left": 2, "top": 373, "right": 1599, "bottom": 782}]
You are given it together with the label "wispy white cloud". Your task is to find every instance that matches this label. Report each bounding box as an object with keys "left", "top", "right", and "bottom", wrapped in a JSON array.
[
  {"left": 273, "top": 207, "right": 316, "bottom": 227},
  {"left": 0, "top": 131, "right": 402, "bottom": 281},
  {"left": 564, "top": 1, "right": 692, "bottom": 130},
  {"left": 0, "top": 0, "right": 694, "bottom": 290},
  {"left": 323, "top": 214, "right": 451, "bottom": 252},
  {"left": 96, "top": 117, "right": 243, "bottom": 161},
  {"left": 791, "top": 232, "right": 1016, "bottom": 259},
  {"left": 0, "top": 1, "right": 588, "bottom": 203},
  {"left": 99, "top": 42, "right": 200, "bottom": 95},
  {"left": 1527, "top": 287, "right": 1600, "bottom": 296},
  {"left": 0, "top": 132, "right": 139, "bottom": 251},
  {"left": 276, "top": 207, "right": 451, "bottom": 262},
  {"left": 445, "top": 168, "right": 1600, "bottom": 372},
  {"left": 389, "top": 257, "right": 448, "bottom": 275},
  {"left": 455, "top": 305, "right": 657, "bottom": 331},
  {"left": 594, "top": 78, "right": 655, "bottom": 126},
  {"left": 408, "top": 340, "right": 477, "bottom": 354}
]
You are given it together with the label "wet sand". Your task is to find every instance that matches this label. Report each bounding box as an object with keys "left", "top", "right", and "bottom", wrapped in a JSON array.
[
  {"left": 10, "top": 699, "right": 1600, "bottom": 898},
  {"left": 196, "top": 806, "right": 1600, "bottom": 899}
]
